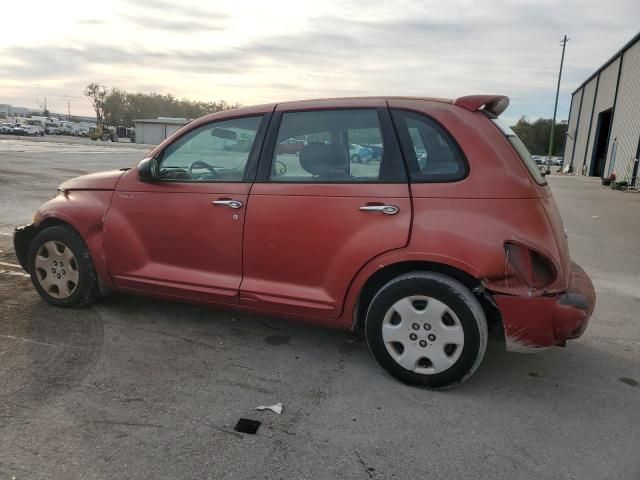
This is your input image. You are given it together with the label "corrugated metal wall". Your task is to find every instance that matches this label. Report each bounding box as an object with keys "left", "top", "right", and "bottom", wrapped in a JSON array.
[
  {"left": 573, "top": 78, "right": 598, "bottom": 174},
  {"left": 563, "top": 89, "right": 583, "bottom": 169},
  {"left": 584, "top": 57, "right": 620, "bottom": 174},
  {"left": 606, "top": 40, "right": 640, "bottom": 179}
]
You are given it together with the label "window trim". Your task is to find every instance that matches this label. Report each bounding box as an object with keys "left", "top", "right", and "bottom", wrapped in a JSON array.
[
  {"left": 255, "top": 107, "right": 407, "bottom": 184},
  {"left": 390, "top": 109, "right": 469, "bottom": 183},
  {"left": 153, "top": 113, "right": 271, "bottom": 184}
]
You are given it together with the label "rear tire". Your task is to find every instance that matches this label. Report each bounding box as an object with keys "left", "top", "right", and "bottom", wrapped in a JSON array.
[
  {"left": 365, "top": 272, "right": 487, "bottom": 389},
  {"left": 351, "top": 154, "right": 360, "bottom": 163},
  {"left": 28, "top": 225, "right": 100, "bottom": 308}
]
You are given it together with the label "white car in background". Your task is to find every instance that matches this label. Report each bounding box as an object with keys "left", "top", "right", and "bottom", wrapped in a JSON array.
[
  {"left": 0, "top": 123, "right": 15, "bottom": 134},
  {"left": 24, "top": 125, "right": 44, "bottom": 136}
]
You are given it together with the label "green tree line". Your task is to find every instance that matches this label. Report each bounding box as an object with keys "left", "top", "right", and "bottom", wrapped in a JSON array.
[
  {"left": 510, "top": 116, "right": 567, "bottom": 156},
  {"left": 84, "top": 83, "right": 240, "bottom": 127}
]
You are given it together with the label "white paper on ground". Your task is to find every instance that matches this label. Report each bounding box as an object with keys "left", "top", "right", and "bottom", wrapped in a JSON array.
[{"left": 254, "top": 402, "right": 283, "bottom": 415}]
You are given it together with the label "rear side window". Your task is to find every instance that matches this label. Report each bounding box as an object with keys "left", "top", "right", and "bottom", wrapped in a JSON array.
[
  {"left": 491, "top": 118, "right": 546, "bottom": 185},
  {"left": 392, "top": 110, "right": 467, "bottom": 182}
]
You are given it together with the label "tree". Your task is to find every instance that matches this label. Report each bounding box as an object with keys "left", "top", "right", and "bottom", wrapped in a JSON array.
[
  {"left": 84, "top": 83, "right": 108, "bottom": 124},
  {"left": 511, "top": 117, "right": 567, "bottom": 156},
  {"left": 84, "top": 84, "right": 240, "bottom": 127}
]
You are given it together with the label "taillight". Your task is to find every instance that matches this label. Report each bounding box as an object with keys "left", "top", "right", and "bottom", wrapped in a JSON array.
[{"left": 504, "top": 242, "right": 556, "bottom": 290}]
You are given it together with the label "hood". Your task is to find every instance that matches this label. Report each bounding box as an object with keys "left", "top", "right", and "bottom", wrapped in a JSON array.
[{"left": 59, "top": 169, "right": 127, "bottom": 191}]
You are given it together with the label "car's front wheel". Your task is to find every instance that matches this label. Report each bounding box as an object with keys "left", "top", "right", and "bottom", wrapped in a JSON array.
[
  {"left": 351, "top": 154, "right": 360, "bottom": 163},
  {"left": 365, "top": 272, "right": 487, "bottom": 389},
  {"left": 28, "top": 225, "right": 100, "bottom": 308}
]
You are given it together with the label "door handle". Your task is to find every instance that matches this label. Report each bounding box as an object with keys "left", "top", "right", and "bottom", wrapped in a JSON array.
[
  {"left": 359, "top": 204, "right": 399, "bottom": 215},
  {"left": 212, "top": 199, "right": 243, "bottom": 209}
]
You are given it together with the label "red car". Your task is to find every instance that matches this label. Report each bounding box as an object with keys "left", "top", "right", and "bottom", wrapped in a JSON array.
[{"left": 13, "top": 95, "right": 595, "bottom": 389}]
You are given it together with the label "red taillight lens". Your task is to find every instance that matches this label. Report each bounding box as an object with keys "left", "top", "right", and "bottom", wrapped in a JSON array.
[{"left": 504, "top": 242, "right": 556, "bottom": 290}]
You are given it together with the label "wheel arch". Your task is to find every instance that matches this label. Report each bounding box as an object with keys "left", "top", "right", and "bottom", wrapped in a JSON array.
[{"left": 352, "top": 260, "right": 503, "bottom": 337}]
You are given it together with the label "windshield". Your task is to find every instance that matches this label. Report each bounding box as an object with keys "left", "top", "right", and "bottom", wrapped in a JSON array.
[{"left": 492, "top": 118, "right": 547, "bottom": 185}]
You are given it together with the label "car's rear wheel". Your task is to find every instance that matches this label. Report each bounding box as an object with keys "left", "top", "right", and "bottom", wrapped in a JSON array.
[
  {"left": 351, "top": 154, "right": 360, "bottom": 163},
  {"left": 365, "top": 272, "right": 487, "bottom": 389},
  {"left": 28, "top": 225, "right": 100, "bottom": 308}
]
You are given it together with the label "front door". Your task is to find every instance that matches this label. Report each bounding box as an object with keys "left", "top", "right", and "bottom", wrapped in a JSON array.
[
  {"left": 104, "top": 114, "right": 267, "bottom": 304},
  {"left": 241, "top": 103, "right": 411, "bottom": 318}
]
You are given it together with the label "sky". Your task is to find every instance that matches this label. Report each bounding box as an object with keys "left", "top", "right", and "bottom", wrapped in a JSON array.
[{"left": 1, "top": 0, "right": 639, "bottom": 124}]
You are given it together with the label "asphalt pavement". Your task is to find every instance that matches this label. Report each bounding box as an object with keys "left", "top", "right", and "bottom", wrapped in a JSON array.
[{"left": 0, "top": 135, "right": 638, "bottom": 479}]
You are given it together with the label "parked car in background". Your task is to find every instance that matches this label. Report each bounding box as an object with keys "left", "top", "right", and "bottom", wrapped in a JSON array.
[
  {"left": 24, "top": 125, "right": 44, "bottom": 136},
  {"left": 277, "top": 137, "right": 306, "bottom": 155},
  {"left": 0, "top": 123, "right": 15, "bottom": 134},
  {"left": 363, "top": 143, "right": 383, "bottom": 161},
  {"left": 349, "top": 143, "right": 373, "bottom": 163},
  {"left": 13, "top": 95, "right": 595, "bottom": 389},
  {"left": 12, "top": 125, "right": 28, "bottom": 136},
  {"left": 45, "top": 124, "right": 60, "bottom": 135}
]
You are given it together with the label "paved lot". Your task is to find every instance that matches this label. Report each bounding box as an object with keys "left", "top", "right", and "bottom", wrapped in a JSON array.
[{"left": 0, "top": 136, "right": 638, "bottom": 479}]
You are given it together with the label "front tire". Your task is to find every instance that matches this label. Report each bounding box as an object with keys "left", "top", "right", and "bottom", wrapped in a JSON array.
[
  {"left": 351, "top": 154, "right": 360, "bottom": 163},
  {"left": 28, "top": 225, "right": 100, "bottom": 308},
  {"left": 365, "top": 272, "right": 487, "bottom": 389}
]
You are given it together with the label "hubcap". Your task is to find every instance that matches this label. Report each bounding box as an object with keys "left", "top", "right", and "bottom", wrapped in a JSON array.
[
  {"left": 34, "top": 241, "right": 79, "bottom": 299},
  {"left": 382, "top": 295, "right": 465, "bottom": 374}
]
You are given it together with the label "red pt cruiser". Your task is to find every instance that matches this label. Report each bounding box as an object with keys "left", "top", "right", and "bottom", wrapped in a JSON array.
[{"left": 13, "top": 96, "right": 596, "bottom": 389}]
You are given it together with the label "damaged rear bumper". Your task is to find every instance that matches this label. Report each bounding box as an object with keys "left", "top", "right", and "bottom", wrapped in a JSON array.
[{"left": 493, "top": 262, "right": 596, "bottom": 352}]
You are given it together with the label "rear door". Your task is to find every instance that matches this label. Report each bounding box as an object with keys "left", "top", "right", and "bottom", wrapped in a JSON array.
[{"left": 241, "top": 101, "right": 411, "bottom": 318}]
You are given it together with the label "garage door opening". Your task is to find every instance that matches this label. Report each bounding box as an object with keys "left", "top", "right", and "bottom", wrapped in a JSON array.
[{"left": 589, "top": 109, "right": 613, "bottom": 178}]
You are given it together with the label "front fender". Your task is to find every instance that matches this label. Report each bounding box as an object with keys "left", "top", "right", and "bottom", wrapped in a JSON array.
[{"left": 33, "top": 190, "right": 115, "bottom": 289}]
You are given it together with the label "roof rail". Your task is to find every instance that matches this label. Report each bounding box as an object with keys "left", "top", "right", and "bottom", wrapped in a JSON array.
[{"left": 454, "top": 95, "right": 509, "bottom": 116}]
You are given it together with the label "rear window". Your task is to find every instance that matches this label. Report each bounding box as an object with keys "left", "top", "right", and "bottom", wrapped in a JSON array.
[{"left": 492, "top": 118, "right": 546, "bottom": 185}]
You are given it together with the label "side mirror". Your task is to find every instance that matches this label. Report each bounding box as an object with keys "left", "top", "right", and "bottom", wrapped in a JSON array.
[{"left": 137, "top": 157, "right": 159, "bottom": 182}]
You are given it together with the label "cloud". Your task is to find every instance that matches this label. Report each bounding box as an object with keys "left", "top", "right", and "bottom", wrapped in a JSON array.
[
  {"left": 1, "top": 0, "right": 639, "bottom": 119},
  {"left": 117, "top": 0, "right": 228, "bottom": 21},
  {"left": 122, "top": 15, "right": 226, "bottom": 32}
]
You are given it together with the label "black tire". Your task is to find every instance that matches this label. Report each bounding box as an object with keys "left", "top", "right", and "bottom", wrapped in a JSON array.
[
  {"left": 365, "top": 272, "right": 487, "bottom": 389},
  {"left": 351, "top": 154, "right": 360, "bottom": 163},
  {"left": 28, "top": 225, "right": 100, "bottom": 308}
]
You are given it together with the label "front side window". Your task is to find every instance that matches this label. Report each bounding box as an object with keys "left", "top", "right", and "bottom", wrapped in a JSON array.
[
  {"left": 270, "top": 109, "right": 385, "bottom": 182},
  {"left": 392, "top": 110, "right": 467, "bottom": 182},
  {"left": 158, "top": 115, "right": 263, "bottom": 182}
]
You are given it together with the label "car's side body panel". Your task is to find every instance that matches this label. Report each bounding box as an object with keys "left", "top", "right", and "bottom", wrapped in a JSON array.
[{"left": 241, "top": 183, "right": 411, "bottom": 317}]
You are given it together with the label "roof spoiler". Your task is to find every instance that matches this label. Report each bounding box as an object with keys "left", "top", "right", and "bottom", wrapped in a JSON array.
[{"left": 454, "top": 95, "right": 509, "bottom": 116}]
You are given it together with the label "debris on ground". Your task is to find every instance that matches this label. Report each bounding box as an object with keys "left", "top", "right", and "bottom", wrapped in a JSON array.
[{"left": 254, "top": 402, "right": 283, "bottom": 414}]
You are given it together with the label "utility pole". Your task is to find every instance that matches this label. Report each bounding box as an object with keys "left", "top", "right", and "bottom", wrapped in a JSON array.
[
  {"left": 68, "top": 101, "right": 71, "bottom": 121},
  {"left": 546, "top": 35, "right": 569, "bottom": 175}
]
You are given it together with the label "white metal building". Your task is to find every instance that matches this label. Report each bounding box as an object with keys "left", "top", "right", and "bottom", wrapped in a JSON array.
[
  {"left": 133, "top": 117, "right": 189, "bottom": 145},
  {"left": 563, "top": 32, "right": 640, "bottom": 185}
]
